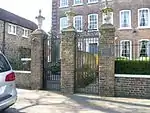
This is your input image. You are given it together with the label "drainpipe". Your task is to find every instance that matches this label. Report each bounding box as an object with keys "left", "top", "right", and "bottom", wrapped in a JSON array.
[{"left": 2, "top": 21, "right": 6, "bottom": 55}]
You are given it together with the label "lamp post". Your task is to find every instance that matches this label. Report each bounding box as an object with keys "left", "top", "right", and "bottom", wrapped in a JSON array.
[
  {"left": 65, "top": 7, "right": 76, "bottom": 28},
  {"left": 101, "top": 0, "right": 113, "bottom": 24},
  {"left": 35, "top": 9, "right": 45, "bottom": 30}
]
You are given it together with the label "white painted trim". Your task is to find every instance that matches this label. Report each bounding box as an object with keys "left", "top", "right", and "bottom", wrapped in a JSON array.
[
  {"left": 119, "top": 10, "right": 131, "bottom": 29},
  {"left": 8, "top": 23, "right": 17, "bottom": 35},
  {"left": 120, "top": 40, "right": 132, "bottom": 60},
  {"left": 73, "top": 0, "right": 83, "bottom": 6},
  {"left": 14, "top": 70, "right": 31, "bottom": 74},
  {"left": 86, "top": 38, "right": 99, "bottom": 52},
  {"left": 87, "top": 0, "right": 98, "bottom": 4},
  {"left": 59, "top": 6, "right": 68, "bottom": 8},
  {"left": 138, "top": 8, "right": 150, "bottom": 28},
  {"left": 73, "top": 15, "right": 83, "bottom": 32},
  {"left": 22, "top": 27, "right": 29, "bottom": 38},
  {"left": 60, "top": 17, "right": 68, "bottom": 32},
  {"left": 88, "top": 14, "right": 98, "bottom": 31},
  {"left": 59, "top": 0, "right": 68, "bottom": 8},
  {"left": 138, "top": 39, "right": 150, "bottom": 57},
  {"left": 21, "top": 58, "right": 31, "bottom": 61},
  {"left": 115, "top": 74, "right": 150, "bottom": 78},
  {"left": 118, "top": 27, "right": 132, "bottom": 30}
]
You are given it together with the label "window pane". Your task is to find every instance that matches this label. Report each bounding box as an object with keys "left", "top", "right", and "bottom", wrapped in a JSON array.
[
  {"left": 88, "top": 0, "right": 98, "bottom": 3},
  {"left": 139, "top": 9, "right": 149, "bottom": 27},
  {"left": 121, "top": 41, "right": 131, "bottom": 58},
  {"left": 25, "top": 30, "right": 28, "bottom": 36},
  {"left": 74, "top": 0, "right": 82, "bottom": 4},
  {"left": 121, "top": 11, "right": 130, "bottom": 28},
  {"left": 88, "top": 14, "right": 98, "bottom": 31},
  {"left": 74, "top": 16, "right": 82, "bottom": 31},
  {"left": 13, "top": 26, "right": 16, "bottom": 33},
  {"left": 0, "top": 54, "right": 11, "bottom": 72},
  {"left": 60, "top": 17, "right": 68, "bottom": 31},
  {"left": 8, "top": 25, "right": 11, "bottom": 33},
  {"left": 60, "top": 0, "right": 68, "bottom": 7},
  {"left": 89, "top": 43, "right": 98, "bottom": 54},
  {"left": 139, "top": 40, "right": 148, "bottom": 57}
]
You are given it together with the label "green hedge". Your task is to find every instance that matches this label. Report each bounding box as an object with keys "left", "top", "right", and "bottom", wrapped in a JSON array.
[
  {"left": 9, "top": 58, "right": 31, "bottom": 71},
  {"left": 115, "top": 60, "right": 150, "bottom": 75},
  {"left": 47, "top": 60, "right": 61, "bottom": 74}
]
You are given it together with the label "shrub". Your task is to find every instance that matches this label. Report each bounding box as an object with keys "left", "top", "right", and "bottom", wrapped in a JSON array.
[
  {"left": 136, "top": 57, "right": 150, "bottom": 61},
  {"left": 48, "top": 60, "right": 61, "bottom": 74},
  {"left": 116, "top": 57, "right": 129, "bottom": 60},
  {"left": 9, "top": 57, "right": 31, "bottom": 71},
  {"left": 115, "top": 60, "right": 150, "bottom": 75},
  {"left": 47, "top": 58, "right": 99, "bottom": 87},
  {"left": 76, "top": 64, "right": 99, "bottom": 88}
]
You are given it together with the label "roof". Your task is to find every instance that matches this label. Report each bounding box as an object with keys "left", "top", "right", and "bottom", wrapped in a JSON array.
[{"left": 0, "top": 8, "right": 38, "bottom": 30}]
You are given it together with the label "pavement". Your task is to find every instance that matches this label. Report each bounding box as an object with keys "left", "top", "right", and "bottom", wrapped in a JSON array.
[{"left": 3, "top": 89, "right": 150, "bottom": 113}]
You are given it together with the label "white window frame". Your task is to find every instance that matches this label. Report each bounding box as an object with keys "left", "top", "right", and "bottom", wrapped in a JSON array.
[
  {"left": 60, "top": 0, "right": 68, "bottom": 8},
  {"left": 88, "top": 14, "right": 98, "bottom": 31},
  {"left": 101, "top": 0, "right": 112, "bottom": 2},
  {"left": 88, "top": 0, "right": 98, "bottom": 4},
  {"left": 88, "top": 42, "right": 99, "bottom": 54},
  {"left": 102, "top": 12, "right": 113, "bottom": 24},
  {"left": 119, "top": 10, "right": 131, "bottom": 29},
  {"left": 60, "top": 17, "right": 68, "bottom": 32},
  {"left": 138, "top": 39, "right": 150, "bottom": 57},
  {"left": 73, "top": 0, "right": 83, "bottom": 5},
  {"left": 85, "top": 38, "right": 99, "bottom": 53},
  {"left": 138, "top": 8, "right": 150, "bottom": 29},
  {"left": 120, "top": 40, "right": 132, "bottom": 59},
  {"left": 8, "top": 23, "right": 17, "bottom": 35},
  {"left": 22, "top": 28, "right": 29, "bottom": 38},
  {"left": 73, "top": 15, "right": 83, "bottom": 32}
]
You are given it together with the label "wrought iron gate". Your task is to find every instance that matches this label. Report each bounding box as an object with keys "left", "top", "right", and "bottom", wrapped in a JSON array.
[
  {"left": 43, "top": 33, "right": 61, "bottom": 91},
  {"left": 75, "top": 32, "right": 99, "bottom": 95}
]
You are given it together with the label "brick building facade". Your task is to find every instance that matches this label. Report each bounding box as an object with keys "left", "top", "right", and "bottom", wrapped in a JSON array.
[
  {"left": 52, "top": 0, "right": 150, "bottom": 59},
  {"left": 0, "top": 8, "right": 37, "bottom": 61}
]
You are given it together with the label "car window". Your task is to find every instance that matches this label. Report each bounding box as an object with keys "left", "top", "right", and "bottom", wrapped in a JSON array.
[{"left": 0, "top": 54, "right": 11, "bottom": 72}]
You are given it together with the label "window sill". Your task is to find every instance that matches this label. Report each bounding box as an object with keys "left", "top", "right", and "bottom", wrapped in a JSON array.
[
  {"left": 87, "top": 1, "right": 98, "bottom": 5},
  {"left": 59, "top": 6, "right": 69, "bottom": 9},
  {"left": 137, "top": 26, "right": 150, "bottom": 29},
  {"left": 118, "top": 27, "right": 132, "bottom": 30},
  {"left": 8, "top": 32, "right": 17, "bottom": 36},
  {"left": 72, "top": 3, "right": 83, "bottom": 7},
  {"left": 88, "top": 29, "right": 98, "bottom": 32},
  {"left": 76, "top": 30, "right": 83, "bottom": 32},
  {"left": 22, "top": 36, "right": 29, "bottom": 38}
]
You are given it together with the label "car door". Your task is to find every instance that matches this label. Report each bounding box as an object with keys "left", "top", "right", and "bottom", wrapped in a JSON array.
[{"left": 0, "top": 53, "right": 15, "bottom": 98}]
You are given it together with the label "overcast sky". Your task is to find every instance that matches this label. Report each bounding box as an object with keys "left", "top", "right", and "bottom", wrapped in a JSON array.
[{"left": 0, "top": 0, "right": 52, "bottom": 32}]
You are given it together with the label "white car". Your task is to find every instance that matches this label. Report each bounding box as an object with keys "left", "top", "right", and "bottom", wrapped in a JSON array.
[{"left": 0, "top": 52, "right": 17, "bottom": 111}]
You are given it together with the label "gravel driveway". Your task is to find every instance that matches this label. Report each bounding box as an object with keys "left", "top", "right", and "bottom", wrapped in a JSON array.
[{"left": 2, "top": 89, "right": 150, "bottom": 113}]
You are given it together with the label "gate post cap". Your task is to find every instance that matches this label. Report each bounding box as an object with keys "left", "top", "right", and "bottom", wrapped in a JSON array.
[
  {"left": 100, "top": 24, "right": 115, "bottom": 30},
  {"left": 31, "top": 29, "right": 47, "bottom": 35}
]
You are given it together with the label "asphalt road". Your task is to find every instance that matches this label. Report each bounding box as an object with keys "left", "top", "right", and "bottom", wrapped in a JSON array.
[{"left": 2, "top": 89, "right": 150, "bottom": 113}]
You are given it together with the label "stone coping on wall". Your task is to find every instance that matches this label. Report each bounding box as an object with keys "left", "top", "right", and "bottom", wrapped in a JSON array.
[
  {"left": 115, "top": 74, "right": 150, "bottom": 78},
  {"left": 14, "top": 70, "right": 31, "bottom": 74}
]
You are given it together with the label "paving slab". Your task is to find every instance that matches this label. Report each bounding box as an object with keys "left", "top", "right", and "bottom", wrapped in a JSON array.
[{"left": 3, "top": 89, "right": 150, "bottom": 113}]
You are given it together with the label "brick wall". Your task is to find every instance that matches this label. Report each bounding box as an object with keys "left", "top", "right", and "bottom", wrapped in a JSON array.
[
  {"left": 15, "top": 71, "right": 31, "bottom": 89},
  {"left": 53, "top": 0, "right": 150, "bottom": 43},
  {"left": 115, "top": 75, "right": 150, "bottom": 98},
  {"left": 0, "top": 20, "right": 33, "bottom": 62},
  {"left": 52, "top": 0, "right": 111, "bottom": 35}
]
